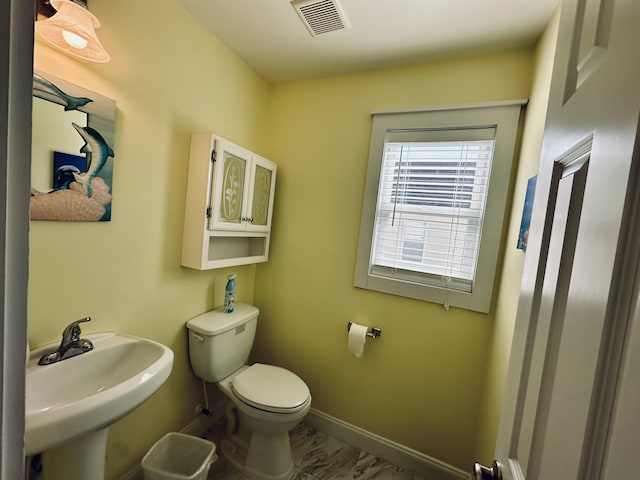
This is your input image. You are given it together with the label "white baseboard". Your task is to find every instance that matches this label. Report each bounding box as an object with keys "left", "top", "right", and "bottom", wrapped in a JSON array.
[{"left": 304, "top": 408, "right": 469, "bottom": 480}]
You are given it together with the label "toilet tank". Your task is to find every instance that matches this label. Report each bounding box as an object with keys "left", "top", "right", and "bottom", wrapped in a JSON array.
[{"left": 186, "top": 303, "right": 258, "bottom": 382}]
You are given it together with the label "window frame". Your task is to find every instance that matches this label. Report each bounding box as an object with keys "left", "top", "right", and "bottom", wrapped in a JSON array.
[{"left": 354, "top": 102, "right": 525, "bottom": 313}]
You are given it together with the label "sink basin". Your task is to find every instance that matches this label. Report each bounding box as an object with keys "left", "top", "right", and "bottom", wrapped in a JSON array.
[{"left": 26, "top": 332, "right": 174, "bottom": 456}]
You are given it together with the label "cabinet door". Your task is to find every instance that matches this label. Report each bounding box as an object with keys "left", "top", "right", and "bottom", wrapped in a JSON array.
[
  {"left": 246, "top": 154, "right": 276, "bottom": 232},
  {"left": 208, "top": 138, "right": 252, "bottom": 231}
]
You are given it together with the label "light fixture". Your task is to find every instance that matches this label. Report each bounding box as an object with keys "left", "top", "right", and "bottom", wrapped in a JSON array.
[{"left": 35, "top": 0, "right": 110, "bottom": 63}]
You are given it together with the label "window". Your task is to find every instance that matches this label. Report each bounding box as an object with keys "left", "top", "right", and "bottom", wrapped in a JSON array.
[{"left": 354, "top": 103, "right": 524, "bottom": 313}]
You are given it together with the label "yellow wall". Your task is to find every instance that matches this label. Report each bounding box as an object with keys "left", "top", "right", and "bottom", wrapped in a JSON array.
[
  {"left": 254, "top": 50, "right": 534, "bottom": 469},
  {"left": 473, "top": 9, "right": 560, "bottom": 465},
  {"left": 29, "top": 0, "right": 270, "bottom": 477},
  {"left": 28, "top": 0, "right": 558, "bottom": 475}
]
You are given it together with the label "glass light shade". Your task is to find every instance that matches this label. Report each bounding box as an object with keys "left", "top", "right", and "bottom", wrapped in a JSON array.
[
  {"left": 61, "top": 30, "right": 88, "bottom": 49},
  {"left": 35, "top": 0, "right": 110, "bottom": 63}
]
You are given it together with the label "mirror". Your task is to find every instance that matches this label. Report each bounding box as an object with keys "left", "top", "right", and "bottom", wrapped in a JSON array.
[{"left": 31, "top": 70, "right": 116, "bottom": 221}]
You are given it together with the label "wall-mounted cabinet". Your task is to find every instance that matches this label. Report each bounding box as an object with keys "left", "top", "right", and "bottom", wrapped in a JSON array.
[{"left": 181, "top": 134, "right": 277, "bottom": 270}]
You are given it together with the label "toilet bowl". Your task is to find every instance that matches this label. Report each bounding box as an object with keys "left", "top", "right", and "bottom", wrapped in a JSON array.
[
  {"left": 186, "top": 304, "right": 311, "bottom": 480},
  {"left": 218, "top": 364, "right": 311, "bottom": 480}
]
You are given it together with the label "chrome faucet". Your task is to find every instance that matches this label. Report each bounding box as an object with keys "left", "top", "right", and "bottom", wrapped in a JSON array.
[{"left": 38, "top": 317, "right": 94, "bottom": 365}]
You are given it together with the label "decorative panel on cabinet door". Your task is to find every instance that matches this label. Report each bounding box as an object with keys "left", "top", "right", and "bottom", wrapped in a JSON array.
[
  {"left": 209, "top": 137, "right": 252, "bottom": 231},
  {"left": 245, "top": 154, "right": 276, "bottom": 233}
]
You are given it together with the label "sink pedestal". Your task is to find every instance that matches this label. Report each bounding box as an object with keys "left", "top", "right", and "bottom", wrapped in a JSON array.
[{"left": 42, "top": 428, "right": 108, "bottom": 480}]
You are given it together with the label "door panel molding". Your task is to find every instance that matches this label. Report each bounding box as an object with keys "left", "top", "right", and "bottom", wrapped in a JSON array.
[
  {"left": 508, "top": 143, "right": 590, "bottom": 478},
  {"left": 564, "top": 0, "right": 614, "bottom": 101}
]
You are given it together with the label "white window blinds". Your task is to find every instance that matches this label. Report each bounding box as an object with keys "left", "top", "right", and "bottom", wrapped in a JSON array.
[
  {"left": 354, "top": 103, "right": 524, "bottom": 313},
  {"left": 370, "top": 127, "right": 496, "bottom": 293}
]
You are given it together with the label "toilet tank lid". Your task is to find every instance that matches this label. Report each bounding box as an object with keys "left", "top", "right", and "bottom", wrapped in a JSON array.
[{"left": 186, "top": 303, "right": 259, "bottom": 336}]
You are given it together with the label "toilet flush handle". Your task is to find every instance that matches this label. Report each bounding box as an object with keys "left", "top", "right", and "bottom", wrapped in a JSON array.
[{"left": 190, "top": 332, "right": 205, "bottom": 342}]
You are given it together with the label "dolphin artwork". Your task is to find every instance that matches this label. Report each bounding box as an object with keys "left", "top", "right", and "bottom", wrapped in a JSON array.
[
  {"left": 71, "top": 123, "right": 115, "bottom": 198},
  {"left": 54, "top": 165, "right": 82, "bottom": 190},
  {"left": 30, "top": 165, "right": 82, "bottom": 196},
  {"left": 33, "top": 73, "right": 93, "bottom": 111}
]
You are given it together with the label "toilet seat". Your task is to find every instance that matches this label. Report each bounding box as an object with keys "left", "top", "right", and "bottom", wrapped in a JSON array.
[{"left": 231, "top": 363, "right": 310, "bottom": 414}]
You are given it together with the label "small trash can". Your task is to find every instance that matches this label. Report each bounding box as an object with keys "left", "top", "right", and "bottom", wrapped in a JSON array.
[{"left": 142, "top": 432, "right": 216, "bottom": 480}]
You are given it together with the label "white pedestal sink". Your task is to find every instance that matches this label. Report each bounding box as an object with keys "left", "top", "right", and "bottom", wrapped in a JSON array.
[{"left": 26, "top": 332, "right": 174, "bottom": 480}]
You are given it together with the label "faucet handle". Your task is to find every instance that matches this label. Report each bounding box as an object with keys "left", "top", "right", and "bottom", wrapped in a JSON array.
[{"left": 62, "top": 317, "right": 91, "bottom": 342}]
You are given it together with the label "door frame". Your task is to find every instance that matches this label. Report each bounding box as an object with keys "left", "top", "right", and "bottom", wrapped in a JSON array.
[{"left": 1, "top": 0, "right": 34, "bottom": 477}]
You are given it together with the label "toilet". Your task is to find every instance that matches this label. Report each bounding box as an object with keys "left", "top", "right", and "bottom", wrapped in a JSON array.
[{"left": 187, "top": 303, "right": 311, "bottom": 480}]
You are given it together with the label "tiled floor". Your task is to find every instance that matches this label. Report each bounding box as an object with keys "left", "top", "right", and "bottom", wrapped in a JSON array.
[{"left": 204, "top": 423, "right": 425, "bottom": 479}]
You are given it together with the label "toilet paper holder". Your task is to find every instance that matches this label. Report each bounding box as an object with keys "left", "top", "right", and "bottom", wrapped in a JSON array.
[{"left": 347, "top": 321, "right": 381, "bottom": 338}]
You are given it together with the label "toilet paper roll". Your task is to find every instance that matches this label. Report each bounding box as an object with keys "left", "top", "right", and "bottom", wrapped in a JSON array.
[{"left": 348, "top": 322, "right": 368, "bottom": 358}]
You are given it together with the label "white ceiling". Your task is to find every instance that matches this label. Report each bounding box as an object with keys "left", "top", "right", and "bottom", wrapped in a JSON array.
[{"left": 177, "top": 0, "right": 560, "bottom": 84}]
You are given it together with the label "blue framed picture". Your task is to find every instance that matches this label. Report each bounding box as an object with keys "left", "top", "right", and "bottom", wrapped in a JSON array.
[
  {"left": 53, "top": 151, "right": 86, "bottom": 190},
  {"left": 517, "top": 175, "right": 537, "bottom": 251}
]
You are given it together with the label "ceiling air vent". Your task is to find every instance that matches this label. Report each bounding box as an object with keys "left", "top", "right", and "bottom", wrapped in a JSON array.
[{"left": 291, "top": 0, "right": 351, "bottom": 37}]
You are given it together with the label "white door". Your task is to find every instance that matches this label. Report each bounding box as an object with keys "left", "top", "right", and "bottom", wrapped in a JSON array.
[{"left": 474, "top": 0, "right": 640, "bottom": 479}]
